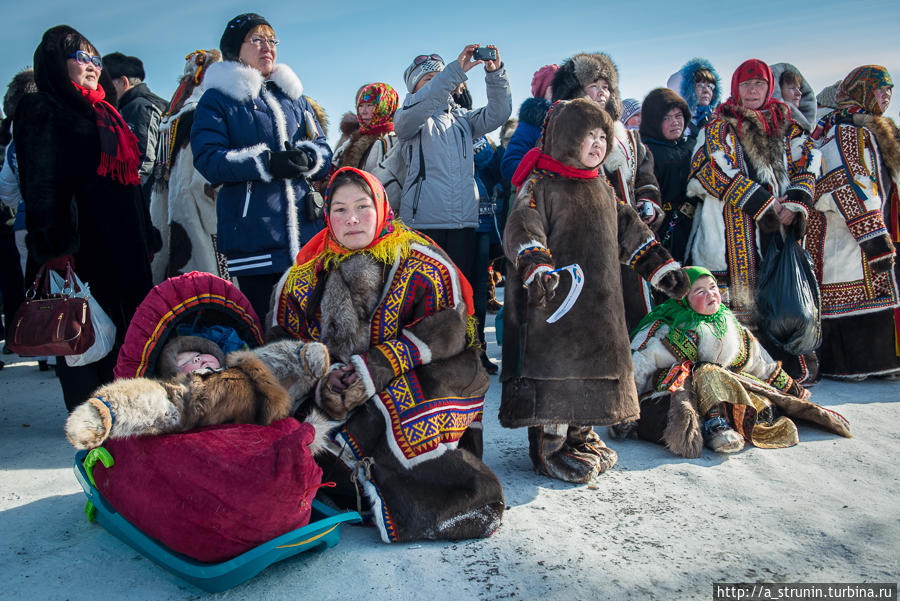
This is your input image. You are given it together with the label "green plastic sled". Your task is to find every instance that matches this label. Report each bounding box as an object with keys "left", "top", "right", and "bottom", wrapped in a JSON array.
[{"left": 73, "top": 448, "right": 362, "bottom": 593}]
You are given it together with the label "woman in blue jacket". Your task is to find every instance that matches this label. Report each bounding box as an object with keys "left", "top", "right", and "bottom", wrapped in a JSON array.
[{"left": 191, "top": 13, "right": 332, "bottom": 319}]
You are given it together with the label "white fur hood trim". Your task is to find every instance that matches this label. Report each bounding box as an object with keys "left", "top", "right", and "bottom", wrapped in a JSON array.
[{"left": 203, "top": 61, "right": 304, "bottom": 101}]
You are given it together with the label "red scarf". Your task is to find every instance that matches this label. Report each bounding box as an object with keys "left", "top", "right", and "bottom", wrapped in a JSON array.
[
  {"left": 72, "top": 82, "right": 141, "bottom": 186},
  {"left": 511, "top": 147, "right": 599, "bottom": 188}
]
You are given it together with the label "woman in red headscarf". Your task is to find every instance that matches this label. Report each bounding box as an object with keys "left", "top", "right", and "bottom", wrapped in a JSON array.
[
  {"left": 686, "top": 58, "right": 821, "bottom": 383},
  {"left": 269, "top": 166, "right": 503, "bottom": 543},
  {"left": 806, "top": 65, "right": 899, "bottom": 380}
]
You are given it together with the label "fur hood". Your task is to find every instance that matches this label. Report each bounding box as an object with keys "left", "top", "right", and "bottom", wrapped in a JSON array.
[
  {"left": 770, "top": 62, "right": 816, "bottom": 132},
  {"left": 1, "top": 68, "right": 37, "bottom": 145},
  {"left": 518, "top": 96, "right": 551, "bottom": 128},
  {"left": 32, "top": 25, "right": 119, "bottom": 114},
  {"left": 203, "top": 60, "right": 304, "bottom": 101},
  {"left": 157, "top": 335, "right": 227, "bottom": 378},
  {"left": 639, "top": 87, "right": 690, "bottom": 142},
  {"left": 552, "top": 53, "right": 622, "bottom": 120},
  {"left": 668, "top": 57, "right": 722, "bottom": 113},
  {"left": 543, "top": 98, "right": 614, "bottom": 168}
]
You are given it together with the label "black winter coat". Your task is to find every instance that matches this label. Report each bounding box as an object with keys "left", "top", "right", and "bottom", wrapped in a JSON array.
[
  {"left": 14, "top": 91, "right": 155, "bottom": 344},
  {"left": 643, "top": 135, "right": 696, "bottom": 264},
  {"left": 117, "top": 82, "right": 167, "bottom": 183}
]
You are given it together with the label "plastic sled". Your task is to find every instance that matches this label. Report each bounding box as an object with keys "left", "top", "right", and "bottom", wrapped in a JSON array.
[{"left": 74, "top": 449, "right": 362, "bottom": 593}]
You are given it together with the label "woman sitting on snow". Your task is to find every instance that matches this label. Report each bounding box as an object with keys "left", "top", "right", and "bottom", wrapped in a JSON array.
[
  {"left": 617, "top": 266, "right": 852, "bottom": 457},
  {"left": 269, "top": 166, "right": 503, "bottom": 543}
]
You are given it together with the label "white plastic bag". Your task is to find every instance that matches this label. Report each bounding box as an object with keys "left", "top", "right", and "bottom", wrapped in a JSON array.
[{"left": 50, "top": 270, "right": 117, "bottom": 366}]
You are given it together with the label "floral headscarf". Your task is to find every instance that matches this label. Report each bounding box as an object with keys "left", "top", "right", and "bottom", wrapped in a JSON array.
[
  {"left": 356, "top": 82, "right": 398, "bottom": 135},
  {"left": 835, "top": 65, "right": 893, "bottom": 115}
]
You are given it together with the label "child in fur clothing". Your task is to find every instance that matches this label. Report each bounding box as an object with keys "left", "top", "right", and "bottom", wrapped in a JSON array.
[
  {"left": 500, "top": 98, "right": 690, "bottom": 484},
  {"left": 622, "top": 266, "right": 851, "bottom": 457}
]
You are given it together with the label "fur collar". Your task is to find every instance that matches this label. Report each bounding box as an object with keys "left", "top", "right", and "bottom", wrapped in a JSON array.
[
  {"left": 718, "top": 103, "right": 793, "bottom": 191},
  {"left": 854, "top": 113, "right": 900, "bottom": 182},
  {"left": 319, "top": 254, "right": 386, "bottom": 361},
  {"left": 203, "top": 61, "right": 304, "bottom": 101},
  {"left": 338, "top": 131, "right": 381, "bottom": 170}
]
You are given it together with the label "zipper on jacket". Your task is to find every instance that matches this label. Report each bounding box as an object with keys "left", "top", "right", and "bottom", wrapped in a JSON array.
[
  {"left": 410, "top": 132, "right": 426, "bottom": 222},
  {"left": 242, "top": 182, "right": 253, "bottom": 218},
  {"left": 457, "top": 128, "right": 467, "bottom": 159}
]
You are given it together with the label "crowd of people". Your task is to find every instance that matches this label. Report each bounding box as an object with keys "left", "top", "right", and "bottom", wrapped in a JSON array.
[{"left": 0, "top": 14, "right": 895, "bottom": 542}]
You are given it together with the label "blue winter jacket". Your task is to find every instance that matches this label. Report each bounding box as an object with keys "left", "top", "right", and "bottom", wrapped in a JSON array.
[
  {"left": 499, "top": 97, "right": 550, "bottom": 183},
  {"left": 191, "top": 61, "right": 332, "bottom": 277}
]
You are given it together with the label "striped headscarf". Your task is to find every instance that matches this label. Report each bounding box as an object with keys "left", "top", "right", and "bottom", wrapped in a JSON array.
[
  {"left": 836, "top": 65, "right": 893, "bottom": 115},
  {"left": 357, "top": 82, "right": 398, "bottom": 135}
]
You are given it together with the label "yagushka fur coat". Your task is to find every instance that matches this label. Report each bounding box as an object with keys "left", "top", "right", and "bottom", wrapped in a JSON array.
[
  {"left": 500, "top": 99, "right": 684, "bottom": 428},
  {"left": 271, "top": 238, "right": 503, "bottom": 543}
]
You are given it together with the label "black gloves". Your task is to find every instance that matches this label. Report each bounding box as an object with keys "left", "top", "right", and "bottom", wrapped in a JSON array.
[
  {"left": 524, "top": 268, "right": 559, "bottom": 308},
  {"left": 267, "top": 142, "right": 312, "bottom": 179}
]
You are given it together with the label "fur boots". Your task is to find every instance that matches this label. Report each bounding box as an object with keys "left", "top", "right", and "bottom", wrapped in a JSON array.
[{"left": 527, "top": 424, "right": 617, "bottom": 483}]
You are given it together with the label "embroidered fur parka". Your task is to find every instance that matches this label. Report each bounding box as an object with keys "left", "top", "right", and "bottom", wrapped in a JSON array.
[
  {"left": 686, "top": 102, "right": 821, "bottom": 320},
  {"left": 271, "top": 239, "right": 503, "bottom": 543},
  {"left": 500, "top": 99, "right": 687, "bottom": 429}
]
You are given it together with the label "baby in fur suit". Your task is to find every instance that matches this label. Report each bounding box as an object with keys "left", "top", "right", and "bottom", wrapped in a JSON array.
[{"left": 65, "top": 336, "right": 330, "bottom": 449}]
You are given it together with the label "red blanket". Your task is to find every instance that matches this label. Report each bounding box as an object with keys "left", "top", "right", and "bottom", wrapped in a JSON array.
[{"left": 94, "top": 418, "right": 322, "bottom": 562}]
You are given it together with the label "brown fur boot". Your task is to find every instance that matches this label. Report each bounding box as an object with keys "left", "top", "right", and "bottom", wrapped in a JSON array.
[
  {"left": 527, "top": 424, "right": 602, "bottom": 483},
  {"left": 566, "top": 425, "right": 618, "bottom": 474}
]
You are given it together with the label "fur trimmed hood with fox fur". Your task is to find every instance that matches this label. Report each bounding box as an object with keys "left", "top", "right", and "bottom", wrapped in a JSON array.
[{"left": 551, "top": 53, "right": 622, "bottom": 120}]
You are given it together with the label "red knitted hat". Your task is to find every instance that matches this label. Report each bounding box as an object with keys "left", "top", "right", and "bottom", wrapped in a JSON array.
[
  {"left": 531, "top": 64, "right": 558, "bottom": 98},
  {"left": 730, "top": 59, "right": 774, "bottom": 104}
]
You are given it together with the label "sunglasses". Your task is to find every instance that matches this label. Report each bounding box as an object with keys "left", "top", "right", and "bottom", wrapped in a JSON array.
[
  {"left": 68, "top": 50, "right": 102, "bottom": 70},
  {"left": 413, "top": 53, "right": 442, "bottom": 66}
]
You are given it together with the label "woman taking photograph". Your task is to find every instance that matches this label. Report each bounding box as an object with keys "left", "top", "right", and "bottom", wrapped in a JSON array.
[
  {"left": 191, "top": 13, "right": 332, "bottom": 319},
  {"left": 270, "top": 167, "right": 503, "bottom": 543},
  {"left": 14, "top": 25, "right": 157, "bottom": 410}
]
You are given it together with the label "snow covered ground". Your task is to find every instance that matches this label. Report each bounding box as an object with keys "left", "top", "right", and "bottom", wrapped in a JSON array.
[{"left": 2, "top": 311, "right": 898, "bottom": 600}]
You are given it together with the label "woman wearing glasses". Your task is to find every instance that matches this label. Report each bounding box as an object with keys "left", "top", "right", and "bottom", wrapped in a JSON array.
[
  {"left": 668, "top": 58, "right": 722, "bottom": 136},
  {"left": 13, "top": 25, "right": 157, "bottom": 410},
  {"left": 191, "top": 13, "right": 332, "bottom": 320},
  {"left": 686, "top": 59, "right": 821, "bottom": 383}
]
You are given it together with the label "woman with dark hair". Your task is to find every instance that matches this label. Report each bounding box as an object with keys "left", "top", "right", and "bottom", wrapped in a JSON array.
[
  {"left": 14, "top": 25, "right": 158, "bottom": 409},
  {"left": 807, "top": 65, "right": 899, "bottom": 380},
  {"left": 686, "top": 59, "right": 821, "bottom": 383},
  {"left": 191, "top": 13, "right": 332, "bottom": 320},
  {"left": 640, "top": 87, "right": 696, "bottom": 264},
  {"left": 270, "top": 166, "right": 503, "bottom": 542}
]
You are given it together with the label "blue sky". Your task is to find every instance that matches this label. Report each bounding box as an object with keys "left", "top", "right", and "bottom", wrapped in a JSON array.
[{"left": 4, "top": 0, "right": 898, "bottom": 147}]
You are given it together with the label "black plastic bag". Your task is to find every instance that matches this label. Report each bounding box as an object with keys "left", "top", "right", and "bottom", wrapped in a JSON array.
[{"left": 754, "top": 231, "right": 822, "bottom": 355}]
